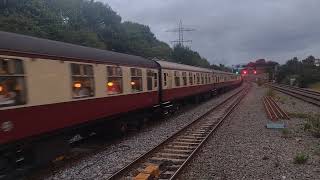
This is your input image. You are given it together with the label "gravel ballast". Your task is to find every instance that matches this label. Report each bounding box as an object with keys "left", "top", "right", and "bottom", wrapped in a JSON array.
[
  {"left": 178, "top": 84, "right": 320, "bottom": 180},
  {"left": 34, "top": 86, "right": 244, "bottom": 180}
]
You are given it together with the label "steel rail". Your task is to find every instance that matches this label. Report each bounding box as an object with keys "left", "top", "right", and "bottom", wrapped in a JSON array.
[
  {"left": 269, "top": 84, "right": 320, "bottom": 107},
  {"left": 275, "top": 84, "right": 320, "bottom": 97},
  {"left": 267, "top": 96, "right": 290, "bottom": 119},
  {"left": 107, "top": 84, "right": 250, "bottom": 180}
]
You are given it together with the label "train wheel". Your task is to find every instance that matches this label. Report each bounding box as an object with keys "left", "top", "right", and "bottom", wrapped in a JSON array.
[
  {"left": 80, "top": 131, "right": 91, "bottom": 139},
  {"left": 0, "top": 154, "right": 13, "bottom": 177},
  {"left": 119, "top": 121, "right": 128, "bottom": 135},
  {"left": 106, "top": 121, "right": 128, "bottom": 137},
  {"left": 136, "top": 117, "right": 149, "bottom": 130}
]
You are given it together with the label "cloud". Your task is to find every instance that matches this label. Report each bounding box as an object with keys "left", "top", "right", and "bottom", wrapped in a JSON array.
[{"left": 99, "top": 0, "right": 320, "bottom": 65}]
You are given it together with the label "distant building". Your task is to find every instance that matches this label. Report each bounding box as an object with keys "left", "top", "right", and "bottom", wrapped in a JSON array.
[{"left": 315, "top": 59, "right": 320, "bottom": 67}]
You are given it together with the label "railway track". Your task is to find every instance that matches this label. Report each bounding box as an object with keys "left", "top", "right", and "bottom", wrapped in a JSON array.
[
  {"left": 26, "top": 87, "right": 241, "bottom": 180},
  {"left": 107, "top": 84, "right": 251, "bottom": 180},
  {"left": 269, "top": 83, "right": 320, "bottom": 107},
  {"left": 263, "top": 96, "right": 290, "bottom": 120}
]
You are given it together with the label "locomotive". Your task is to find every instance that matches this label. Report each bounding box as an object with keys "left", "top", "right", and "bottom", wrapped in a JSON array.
[{"left": 0, "top": 31, "right": 242, "bottom": 175}]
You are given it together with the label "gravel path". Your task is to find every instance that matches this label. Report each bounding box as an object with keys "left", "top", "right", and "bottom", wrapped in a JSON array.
[
  {"left": 35, "top": 86, "right": 244, "bottom": 180},
  {"left": 177, "top": 83, "right": 320, "bottom": 180}
]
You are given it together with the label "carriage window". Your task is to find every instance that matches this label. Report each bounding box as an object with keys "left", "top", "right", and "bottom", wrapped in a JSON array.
[
  {"left": 147, "top": 70, "right": 156, "bottom": 91},
  {"left": 205, "top": 74, "right": 208, "bottom": 84},
  {"left": 201, "top": 74, "right": 204, "bottom": 84},
  {"left": 71, "top": 63, "right": 94, "bottom": 98},
  {"left": 163, "top": 72, "right": 168, "bottom": 87},
  {"left": 196, "top": 73, "right": 200, "bottom": 84},
  {"left": 174, "top": 71, "right": 180, "bottom": 87},
  {"left": 154, "top": 72, "right": 158, "bottom": 88},
  {"left": 182, "top": 72, "right": 187, "bottom": 86},
  {"left": 107, "top": 66, "right": 122, "bottom": 94},
  {"left": 0, "top": 58, "right": 26, "bottom": 107},
  {"left": 131, "top": 68, "right": 143, "bottom": 92},
  {"left": 189, "top": 72, "right": 193, "bottom": 85}
]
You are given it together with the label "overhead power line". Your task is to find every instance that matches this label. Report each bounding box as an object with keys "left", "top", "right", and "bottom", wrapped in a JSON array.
[{"left": 166, "top": 20, "right": 196, "bottom": 46}]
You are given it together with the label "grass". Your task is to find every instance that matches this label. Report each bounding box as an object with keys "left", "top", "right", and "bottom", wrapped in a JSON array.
[
  {"left": 314, "top": 144, "right": 320, "bottom": 156},
  {"left": 288, "top": 112, "right": 310, "bottom": 119},
  {"left": 303, "top": 122, "right": 312, "bottom": 131},
  {"left": 308, "top": 82, "right": 320, "bottom": 91},
  {"left": 307, "top": 115, "right": 320, "bottom": 138},
  {"left": 293, "top": 152, "right": 309, "bottom": 164},
  {"left": 266, "top": 88, "right": 276, "bottom": 97},
  {"left": 257, "top": 79, "right": 263, "bottom": 86},
  {"left": 281, "top": 128, "right": 291, "bottom": 138},
  {"left": 278, "top": 96, "right": 287, "bottom": 104},
  {"left": 302, "top": 115, "right": 320, "bottom": 137}
]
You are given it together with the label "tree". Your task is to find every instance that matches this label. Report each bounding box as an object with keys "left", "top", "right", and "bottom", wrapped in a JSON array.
[
  {"left": 0, "top": 0, "right": 222, "bottom": 69},
  {"left": 277, "top": 56, "right": 320, "bottom": 87},
  {"left": 171, "top": 44, "right": 210, "bottom": 68}
]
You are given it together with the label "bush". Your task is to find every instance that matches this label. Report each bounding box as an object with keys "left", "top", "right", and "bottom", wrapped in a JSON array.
[{"left": 293, "top": 153, "right": 309, "bottom": 164}]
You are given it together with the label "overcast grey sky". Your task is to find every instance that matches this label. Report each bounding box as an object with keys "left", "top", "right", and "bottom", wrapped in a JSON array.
[{"left": 99, "top": 0, "right": 320, "bottom": 65}]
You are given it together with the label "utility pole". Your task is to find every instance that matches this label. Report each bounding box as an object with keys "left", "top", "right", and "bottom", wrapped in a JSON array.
[{"left": 166, "top": 20, "right": 196, "bottom": 46}]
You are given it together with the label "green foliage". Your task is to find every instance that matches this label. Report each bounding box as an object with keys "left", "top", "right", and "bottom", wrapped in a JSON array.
[
  {"left": 314, "top": 144, "right": 320, "bottom": 156},
  {"left": 281, "top": 128, "right": 291, "bottom": 138},
  {"left": 171, "top": 44, "right": 210, "bottom": 67},
  {"left": 293, "top": 153, "right": 309, "bottom": 164},
  {"left": 308, "top": 82, "right": 320, "bottom": 91},
  {"left": 287, "top": 112, "right": 310, "bottom": 119},
  {"left": 304, "top": 122, "right": 312, "bottom": 131},
  {"left": 278, "top": 96, "right": 287, "bottom": 104},
  {"left": 266, "top": 88, "right": 275, "bottom": 97},
  {"left": 0, "top": 0, "right": 217, "bottom": 68},
  {"left": 257, "top": 79, "right": 263, "bottom": 86},
  {"left": 277, "top": 56, "right": 320, "bottom": 88},
  {"left": 306, "top": 115, "right": 320, "bottom": 138}
]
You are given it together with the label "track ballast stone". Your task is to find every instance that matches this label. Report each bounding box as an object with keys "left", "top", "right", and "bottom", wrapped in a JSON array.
[
  {"left": 34, "top": 86, "right": 244, "bottom": 180},
  {"left": 177, "top": 84, "right": 320, "bottom": 180}
]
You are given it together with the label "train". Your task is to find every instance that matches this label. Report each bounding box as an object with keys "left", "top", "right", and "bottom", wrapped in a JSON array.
[{"left": 0, "top": 31, "right": 242, "bottom": 175}]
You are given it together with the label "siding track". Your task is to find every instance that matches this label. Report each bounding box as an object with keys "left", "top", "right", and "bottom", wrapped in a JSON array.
[{"left": 269, "top": 83, "right": 320, "bottom": 107}]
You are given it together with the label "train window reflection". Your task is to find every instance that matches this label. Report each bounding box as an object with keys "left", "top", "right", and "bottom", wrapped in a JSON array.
[
  {"left": 189, "top": 72, "right": 193, "bottom": 85},
  {"left": 163, "top": 72, "right": 168, "bottom": 87},
  {"left": 154, "top": 72, "right": 158, "bottom": 88},
  {"left": 174, "top": 71, "right": 180, "bottom": 87},
  {"left": 182, "top": 72, "right": 187, "bottom": 86},
  {"left": 196, "top": 73, "right": 200, "bottom": 84},
  {"left": 0, "top": 58, "right": 26, "bottom": 107},
  {"left": 201, "top": 74, "right": 204, "bottom": 84},
  {"left": 131, "top": 68, "right": 143, "bottom": 92},
  {"left": 107, "top": 66, "right": 122, "bottom": 94},
  {"left": 147, "top": 70, "right": 155, "bottom": 91},
  {"left": 71, "top": 63, "right": 95, "bottom": 98}
]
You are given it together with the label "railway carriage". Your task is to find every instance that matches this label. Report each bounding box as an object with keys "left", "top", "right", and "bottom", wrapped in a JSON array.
[
  {"left": 0, "top": 31, "right": 241, "bottom": 175},
  {"left": 0, "top": 31, "right": 162, "bottom": 172},
  {"left": 157, "top": 60, "right": 216, "bottom": 102}
]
